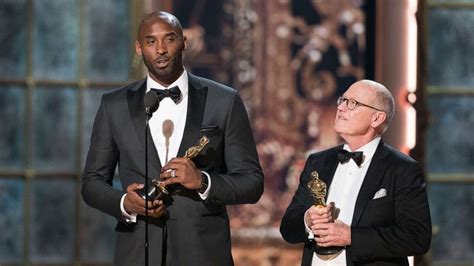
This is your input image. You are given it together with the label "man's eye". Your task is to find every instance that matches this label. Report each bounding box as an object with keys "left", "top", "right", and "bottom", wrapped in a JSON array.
[
  {"left": 165, "top": 37, "right": 175, "bottom": 42},
  {"left": 146, "top": 39, "right": 155, "bottom": 44}
]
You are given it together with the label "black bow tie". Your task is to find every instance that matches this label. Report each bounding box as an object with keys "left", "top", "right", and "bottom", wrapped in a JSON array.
[
  {"left": 338, "top": 149, "right": 364, "bottom": 166},
  {"left": 151, "top": 86, "right": 181, "bottom": 103}
]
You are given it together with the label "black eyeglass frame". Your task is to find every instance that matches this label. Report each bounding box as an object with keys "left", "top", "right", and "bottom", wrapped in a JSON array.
[{"left": 337, "top": 96, "right": 385, "bottom": 112}]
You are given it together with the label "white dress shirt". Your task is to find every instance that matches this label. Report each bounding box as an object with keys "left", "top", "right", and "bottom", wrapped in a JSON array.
[
  {"left": 148, "top": 71, "right": 189, "bottom": 166},
  {"left": 307, "top": 137, "right": 381, "bottom": 265},
  {"left": 120, "top": 70, "right": 211, "bottom": 222}
]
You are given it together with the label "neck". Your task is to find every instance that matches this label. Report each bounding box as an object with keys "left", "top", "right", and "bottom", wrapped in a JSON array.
[
  {"left": 341, "top": 134, "right": 378, "bottom": 151},
  {"left": 150, "top": 67, "right": 184, "bottom": 87}
]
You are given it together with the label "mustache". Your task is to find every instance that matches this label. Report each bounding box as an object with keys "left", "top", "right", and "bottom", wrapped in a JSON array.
[{"left": 154, "top": 56, "right": 170, "bottom": 62}]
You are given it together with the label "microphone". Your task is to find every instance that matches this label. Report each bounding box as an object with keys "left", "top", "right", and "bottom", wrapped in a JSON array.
[
  {"left": 138, "top": 90, "right": 170, "bottom": 201},
  {"left": 140, "top": 90, "right": 171, "bottom": 199},
  {"left": 162, "top": 119, "right": 174, "bottom": 163},
  {"left": 144, "top": 90, "right": 160, "bottom": 118}
]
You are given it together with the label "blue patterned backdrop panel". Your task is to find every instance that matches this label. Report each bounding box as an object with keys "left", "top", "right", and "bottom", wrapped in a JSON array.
[
  {"left": 426, "top": 95, "right": 474, "bottom": 175},
  {"left": 84, "top": 0, "right": 130, "bottom": 82},
  {"left": 32, "top": 0, "right": 79, "bottom": 81},
  {"left": 0, "top": 179, "right": 24, "bottom": 262},
  {"left": 428, "top": 183, "right": 474, "bottom": 260},
  {"left": 0, "top": 0, "right": 27, "bottom": 78},
  {"left": 0, "top": 86, "right": 26, "bottom": 170},
  {"left": 428, "top": 8, "right": 474, "bottom": 88},
  {"left": 29, "top": 179, "right": 77, "bottom": 263},
  {"left": 31, "top": 87, "right": 78, "bottom": 172}
]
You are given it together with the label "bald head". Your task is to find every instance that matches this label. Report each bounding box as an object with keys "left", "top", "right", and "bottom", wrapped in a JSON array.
[
  {"left": 138, "top": 11, "right": 184, "bottom": 39},
  {"left": 134, "top": 11, "right": 186, "bottom": 86},
  {"left": 355, "top": 79, "right": 395, "bottom": 132}
]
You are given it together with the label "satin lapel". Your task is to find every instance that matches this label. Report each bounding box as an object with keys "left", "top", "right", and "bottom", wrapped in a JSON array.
[
  {"left": 127, "top": 79, "right": 161, "bottom": 172},
  {"left": 177, "top": 74, "right": 208, "bottom": 157},
  {"left": 319, "top": 147, "right": 342, "bottom": 202},
  {"left": 351, "top": 142, "right": 389, "bottom": 226}
]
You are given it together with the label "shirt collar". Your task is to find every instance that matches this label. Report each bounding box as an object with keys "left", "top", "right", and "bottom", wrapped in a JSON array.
[
  {"left": 146, "top": 69, "right": 189, "bottom": 98},
  {"left": 343, "top": 137, "right": 381, "bottom": 167}
]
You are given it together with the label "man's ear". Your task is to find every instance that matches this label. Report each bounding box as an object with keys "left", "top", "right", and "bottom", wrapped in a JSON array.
[
  {"left": 371, "top": 111, "right": 387, "bottom": 128},
  {"left": 135, "top": 40, "right": 142, "bottom": 55},
  {"left": 183, "top": 35, "right": 187, "bottom": 50}
]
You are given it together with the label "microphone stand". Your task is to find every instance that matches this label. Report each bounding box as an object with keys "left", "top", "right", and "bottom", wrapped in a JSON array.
[
  {"left": 145, "top": 106, "right": 152, "bottom": 266},
  {"left": 143, "top": 91, "right": 159, "bottom": 266}
]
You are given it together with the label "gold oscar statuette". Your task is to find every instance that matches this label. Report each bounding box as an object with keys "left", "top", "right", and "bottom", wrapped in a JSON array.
[
  {"left": 307, "top": 170, "right": 343, "bottom": 256},
  {"left": 150, "top": 136, "right": 209, "bottom": 197},
  {"left": 184, "top": 135, "right": 209, "bottom": 159},
  {"left": 307, "top": 171, "right": 327, "bottom": 207}
]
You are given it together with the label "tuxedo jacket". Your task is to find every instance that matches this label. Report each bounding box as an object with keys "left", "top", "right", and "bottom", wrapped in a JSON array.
[
  {"left": 82, "top": 74, "right": 264, "bottom": 265},
  {"left": 280, "top": 141, "right": 431, "bottom": 266}
]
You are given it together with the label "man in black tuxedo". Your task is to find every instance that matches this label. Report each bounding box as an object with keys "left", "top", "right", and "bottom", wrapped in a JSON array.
[
  {"left": 82, "top": 11, "right": 263, "bottom": 265},
  {"left": 280, "top": 80, "right": 431, "bottom": 265}
]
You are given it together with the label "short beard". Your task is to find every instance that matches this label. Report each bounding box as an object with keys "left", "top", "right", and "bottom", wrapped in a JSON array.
[{"left": 142, "top": 52, "right": 183, "bottom": 84}]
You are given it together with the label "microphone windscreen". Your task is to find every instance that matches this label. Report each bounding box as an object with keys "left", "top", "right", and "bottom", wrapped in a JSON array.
[
  {"left": 162, "top": 119, "right": 174, "bottom": 139},
  {"left": 144, "top": 91, "right": 159, "bottom": 114}
]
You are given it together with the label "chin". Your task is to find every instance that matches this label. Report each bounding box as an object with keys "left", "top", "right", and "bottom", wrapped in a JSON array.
[{"left": 333, "top": 124, "right": 344, "bottom": 134}]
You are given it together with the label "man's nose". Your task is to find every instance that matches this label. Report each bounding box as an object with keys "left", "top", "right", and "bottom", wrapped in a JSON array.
[
  {"left": 156, "top": 42, "right": 167, "bottom": 54},
  {"left": 337, "top": 101, "right": 347, "bottom": 111}
]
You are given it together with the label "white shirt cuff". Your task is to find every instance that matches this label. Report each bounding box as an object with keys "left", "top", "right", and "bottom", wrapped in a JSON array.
[
  {"left": 304, "top": 208, "right": 314, "bottom": 239},
  {"left": 198, "top": 171, "right": 211, "bottom": 199},
  {"left": 120, "top": 193, "right": 137, "bottom": 223}
]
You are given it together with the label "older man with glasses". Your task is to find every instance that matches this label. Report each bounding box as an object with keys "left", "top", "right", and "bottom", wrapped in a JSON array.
[{"left": 280, "top": 79, "right": 432, "bottom": 265}]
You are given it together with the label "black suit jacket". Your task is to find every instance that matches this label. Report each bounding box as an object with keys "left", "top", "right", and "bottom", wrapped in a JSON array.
[
  {"left": 280, "top": 141, "right": 431, "bottom": 265},
  {"left": 82, "top": 74, "right": 264, "bottom": 265}
]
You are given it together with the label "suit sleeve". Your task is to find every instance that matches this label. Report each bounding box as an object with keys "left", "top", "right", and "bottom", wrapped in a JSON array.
[
  {"left": 205, "top": 91, "right": 264, "bottom": 205},
  {"left": 81, "top": 95, "right": 123, "bottom": 219},
  {"left": 348, "top": 160, "right": 432, "bottom": 261},
  {"left": 280, "top": 156, "right": 315, "bottom": 245}
]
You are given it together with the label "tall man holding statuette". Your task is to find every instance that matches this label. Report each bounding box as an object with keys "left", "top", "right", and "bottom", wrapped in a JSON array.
[{"left": 82, "top": 11, "right": 263, "bottom": 265}]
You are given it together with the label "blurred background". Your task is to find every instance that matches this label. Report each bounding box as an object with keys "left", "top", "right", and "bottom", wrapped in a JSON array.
[{"left": 0, "top": 0, "right": 472, "bottom": 265}]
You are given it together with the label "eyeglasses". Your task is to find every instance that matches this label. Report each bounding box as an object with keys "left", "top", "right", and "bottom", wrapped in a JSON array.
[{"left": 337, "top": 96, "right": 385, "bottom": 112}]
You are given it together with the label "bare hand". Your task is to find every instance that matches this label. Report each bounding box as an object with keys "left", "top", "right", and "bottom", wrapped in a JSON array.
[
  {"left": 123, "top": 183, "right": 165, "bottom": 218},
  {"left": 160, "top": 157, "right": 202, "bottom": 190},
  {"left": 305, "top": 203, "right": 334, "bottom": 228},
  {"left": 313, "top": 220, "right": 351, "bottom": 247}
]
